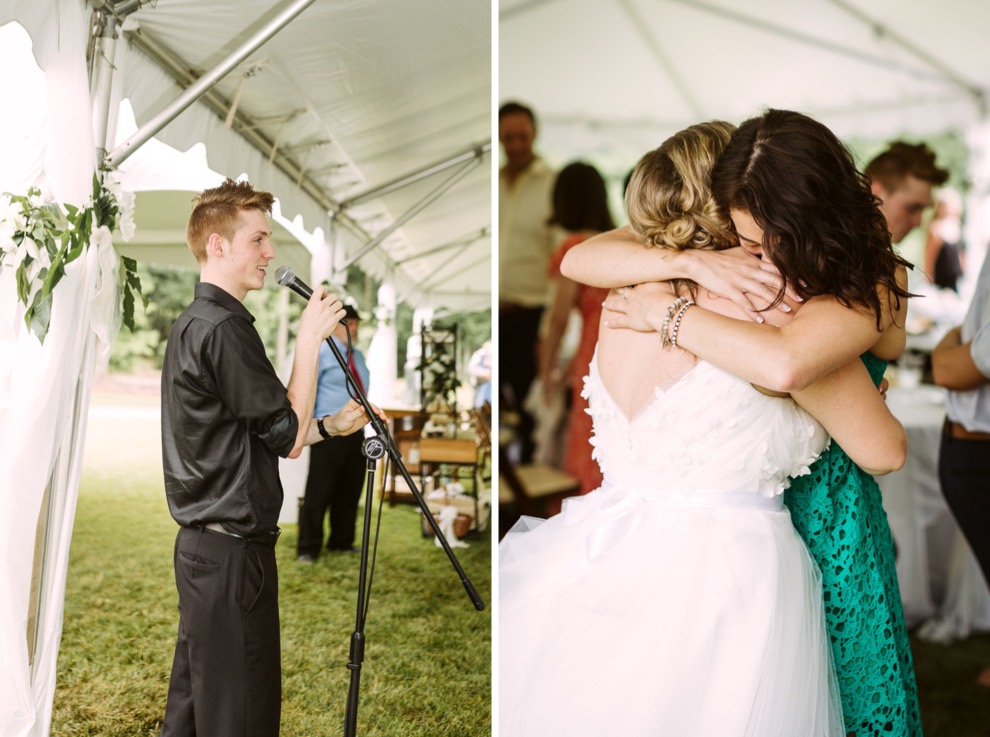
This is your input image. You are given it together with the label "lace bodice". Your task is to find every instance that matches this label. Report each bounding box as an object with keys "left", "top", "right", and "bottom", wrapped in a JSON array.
[{"left": 582, "top": 349, "right": 828, "bottom": 498}]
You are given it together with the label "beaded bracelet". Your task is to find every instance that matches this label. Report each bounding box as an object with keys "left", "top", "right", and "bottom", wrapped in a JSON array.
[
  {"left": 660, "top": 296, "right": 690, "bottom": 350},
  {"left": 669, "top": 300, "right": 695, "bottom": 350}
]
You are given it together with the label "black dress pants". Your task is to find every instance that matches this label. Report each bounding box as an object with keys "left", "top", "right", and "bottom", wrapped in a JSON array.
[
  {"left": 498, "top": 305, "right": 543, "bottom": 463},
  {"left": 161, "top": 526, "right": 280, "bottom": 737},
  {"left": 298, "top": 433, "right": 365, "bottom": 556},
  {"left": 939, "top": 425, "right": 990, "bottom": 586}
]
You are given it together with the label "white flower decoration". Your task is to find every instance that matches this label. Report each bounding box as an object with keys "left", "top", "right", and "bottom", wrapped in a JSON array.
[
  {"left": 90, "top": 224, "right": 114, "bottom": 252},
  {"left": 2, "top": 177, "right": 145, "bottom": 342}
]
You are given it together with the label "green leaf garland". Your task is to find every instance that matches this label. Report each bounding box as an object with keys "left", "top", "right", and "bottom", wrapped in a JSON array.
[{"left": 0, "top": 173, "right": 144, "bottom": 343}]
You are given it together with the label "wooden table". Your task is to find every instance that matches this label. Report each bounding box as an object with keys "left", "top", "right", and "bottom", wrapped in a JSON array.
[{"left": 418, "top": 434, "right": 482, "bottom": 528}]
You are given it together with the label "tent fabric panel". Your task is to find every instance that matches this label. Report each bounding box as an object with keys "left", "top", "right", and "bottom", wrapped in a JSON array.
[{"left": 117, "top": 0, "right": 491, "bottom": 311}]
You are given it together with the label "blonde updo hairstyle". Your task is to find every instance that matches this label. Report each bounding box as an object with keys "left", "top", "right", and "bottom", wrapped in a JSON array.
[{"left": 625, "top": 120, "right": 736, "bottom": 255}]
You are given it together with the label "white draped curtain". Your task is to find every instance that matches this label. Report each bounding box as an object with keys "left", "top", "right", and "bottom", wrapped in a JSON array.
[{"left": 0, "top": 3, "right": 118, "bottom": 736}]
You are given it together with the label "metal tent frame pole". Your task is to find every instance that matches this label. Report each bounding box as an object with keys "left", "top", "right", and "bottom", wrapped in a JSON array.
[
  {"left": 830, "top": 0, "right": 986, "bottom": 111},
  {"left": 394, "top": 227, "right": 490, "bottom": 266},
  {"left": 104, "top": 0, "right": 318, "bottom": 170},
  {"left": 419, "top": 252, "right": 491, "bottom": 293},
  {"left": 339, "top": 142, "right": 492, "bottom": 208},
  {"left": 339, "top": 155, "right": 485, "bottom": 270},
  {"left": 118, "top": 23, "right": 378, "bottom": 254},
  {"left": 89, "top": 13, "right": 119, "bottom": 164}
]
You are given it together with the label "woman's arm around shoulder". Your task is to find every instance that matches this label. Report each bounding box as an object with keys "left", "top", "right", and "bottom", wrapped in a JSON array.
[
  {"left": 561, "top": 228, "right": 792, "bottom": 322},
  {"left": 604, "top": 285, "right": 885, "bottom": 393}
]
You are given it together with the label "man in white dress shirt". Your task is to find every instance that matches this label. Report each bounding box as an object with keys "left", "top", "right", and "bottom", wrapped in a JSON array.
[
  {"left": 498, "top": 101, "right": 557, "bottom": 463},
  {"left": 932, "top": 253, "right": 990, "bottom": 685}
]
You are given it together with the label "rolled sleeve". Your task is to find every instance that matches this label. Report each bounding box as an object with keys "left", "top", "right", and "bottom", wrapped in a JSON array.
[{"left": 970, "top": 321, "right": 990, "bottom": 379}]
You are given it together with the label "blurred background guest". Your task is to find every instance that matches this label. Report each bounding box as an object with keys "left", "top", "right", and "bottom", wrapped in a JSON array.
[
  {"left": 925, "top": 188, "right": 965, "bottom": 292},
  {"left": 866, "top": 141, "right": 949, "bottom": 246},
  {"left": 537, "top": 162, "right": 616, "bottom": 506},
  {"left": 932, "top": 253, "right": 990, "bottom": 686},
  {"left": 468, "top": 339, "right": 492, "bottom": 408},
  {"left": 297, "top": 304, "right": 369, "bottom": 561},
  {"left": 498, "top": 101, "right": 558, "bottom": 463}
]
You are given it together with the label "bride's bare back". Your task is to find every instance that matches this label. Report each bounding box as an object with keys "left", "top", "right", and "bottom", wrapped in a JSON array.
[{"left": 597, "top": 283, "right": 798, "bottom": 418}]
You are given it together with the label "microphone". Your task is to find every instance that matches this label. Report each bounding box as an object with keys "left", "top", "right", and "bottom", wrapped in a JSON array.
[
  {"left": 275, "top": 265, "right": 314, "bottom": 300},
  {"left": 276, "top": 266, "right": 352, "bottom": 328}
]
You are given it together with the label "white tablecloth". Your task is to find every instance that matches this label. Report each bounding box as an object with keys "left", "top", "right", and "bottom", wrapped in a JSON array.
[{"left": 877, "top": 386, "right": 990, "bottom": 641}]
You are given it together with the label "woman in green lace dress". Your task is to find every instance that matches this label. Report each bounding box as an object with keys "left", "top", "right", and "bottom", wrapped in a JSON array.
[
  {"left": 564, "top": 109, "right": 922, "bottom": 735},
  {"left": 786, "top": 352, "right": 921, "bottom": 735}
]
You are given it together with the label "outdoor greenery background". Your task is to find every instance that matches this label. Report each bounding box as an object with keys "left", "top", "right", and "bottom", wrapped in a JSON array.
[{"left": 110, "top": 262, "right": 492, "bottom": 382}]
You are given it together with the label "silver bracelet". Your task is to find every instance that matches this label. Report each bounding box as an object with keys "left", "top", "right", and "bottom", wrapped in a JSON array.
[
  {"left": 669, "top": 301, "right": 695, "bottom": 350},
  {"left": 660, "top": 296, "right": 689, "bottom": 350}
]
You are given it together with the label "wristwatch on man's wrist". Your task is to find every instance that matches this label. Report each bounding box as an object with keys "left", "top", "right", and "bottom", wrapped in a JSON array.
[{"left": 317, "top": 415, "right": 332, "bottom": 439}]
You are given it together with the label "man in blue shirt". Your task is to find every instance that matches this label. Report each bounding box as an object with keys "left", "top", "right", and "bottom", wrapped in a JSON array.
[{"left": 297, "top": 303, "right": 371, "bottom": 561}]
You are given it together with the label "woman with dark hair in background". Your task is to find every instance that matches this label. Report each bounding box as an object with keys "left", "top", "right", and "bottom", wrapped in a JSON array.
[
  {"left": 568, "top": 109, "right": 921, "bottom": 736},
  {"left": 536, "top": 162, "right": 615, "bottom": 503}
]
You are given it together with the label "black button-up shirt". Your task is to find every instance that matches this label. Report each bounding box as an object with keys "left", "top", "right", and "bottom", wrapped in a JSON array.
[{"left": 161, "top": 282, "right": 298, "bottom": 536}]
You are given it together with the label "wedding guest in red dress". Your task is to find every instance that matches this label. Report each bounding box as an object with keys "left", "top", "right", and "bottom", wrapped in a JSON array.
[{"left": 538, "top": 162, "right": 616, "bottom": 509}]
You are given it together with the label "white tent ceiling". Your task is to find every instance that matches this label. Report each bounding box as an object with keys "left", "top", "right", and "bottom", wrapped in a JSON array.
[
  {"left": 13, "top": 0, "right": 492, "bottom": 312},
  {"left": 500, "top": 0, "right": 990, "bottom": 173}
]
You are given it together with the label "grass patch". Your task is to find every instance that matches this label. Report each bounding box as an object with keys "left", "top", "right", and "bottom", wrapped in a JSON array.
[
  {"left": 912, "top": 632, "right": 990, "bottom": 736},
  {"left": 55, "top": 406, "right": 491, "bottom": 736}
]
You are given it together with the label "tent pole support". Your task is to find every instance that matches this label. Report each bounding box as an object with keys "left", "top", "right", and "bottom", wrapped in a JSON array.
[
  {"left": 340, "top": 142, "right": 492, "bottom": 208},
  {"left": 103, "top": 0, "right": 318, "bottom": 170},
  {"left": 90, "top": 13, "right": 119, "bottom": 165},
  {"left": 830, "top": 0, "right": 985, "bottom": 111},
  {"left": 119, "top": 27, "right": 379, "bottom": 252},
  {"left": 340, "top": 157, "right": 482, "bottom": 270},
  {"left": 395, "top": 228, "right": 490, "bottom": 266},
  {"left": 411, "top": 252, "right": 491, "bottom": 298}
]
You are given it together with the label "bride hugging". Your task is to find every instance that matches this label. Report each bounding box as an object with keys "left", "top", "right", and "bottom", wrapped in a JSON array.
[{"left": 498, "top": 115, "right": 909, "bottom": 737}]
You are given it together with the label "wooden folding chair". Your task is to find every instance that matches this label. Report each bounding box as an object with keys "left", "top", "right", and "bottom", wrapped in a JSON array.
[
  {"left": 498, "top": 445, "right": 581, "bottom": 537},
  {"left": 386, "top": 412, "right": 428, "bottom": 506}
]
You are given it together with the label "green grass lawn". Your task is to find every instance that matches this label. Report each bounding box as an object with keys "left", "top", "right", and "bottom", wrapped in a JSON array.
[
  {"left": 55, "top": 399, "right": 491, "bottom": 736},
  {"left": 911, "top": 632, "right": 990, "bottom": 736}
]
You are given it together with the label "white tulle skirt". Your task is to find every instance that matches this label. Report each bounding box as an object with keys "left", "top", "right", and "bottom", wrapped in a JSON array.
[{"left": 499, "top": 485, "right": 844, "bottom": 737}]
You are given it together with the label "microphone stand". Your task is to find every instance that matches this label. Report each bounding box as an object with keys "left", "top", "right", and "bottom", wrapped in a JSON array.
[{"left": 318, "top": 331, "right": 486, "bottom": 737}]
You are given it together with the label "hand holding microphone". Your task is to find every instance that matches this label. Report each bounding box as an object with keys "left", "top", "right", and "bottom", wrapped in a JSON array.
[{"left": 277, "top": 266, "right": 345, "bottom": 343}]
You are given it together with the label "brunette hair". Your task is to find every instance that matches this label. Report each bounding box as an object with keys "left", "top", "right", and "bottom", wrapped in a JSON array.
[
  {"left": 865, "top": 141, "right": 949, "bottom": 192},
  {"left": 186, "top": 178, "right": 275, "bottom": 263},
  {"left": 712, "top": 109, "right": 910, "bottom": 327},
  {"left": 548, "top": 162, "right": 615, "bottom": 233}
]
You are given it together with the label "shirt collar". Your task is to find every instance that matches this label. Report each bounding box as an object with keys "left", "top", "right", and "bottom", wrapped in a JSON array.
[
  {"left": 500, "top": 154, "right": 551, "bottom": 181},
  {"left": 195, "top": 282, "right": 256, "bottom": 323}
]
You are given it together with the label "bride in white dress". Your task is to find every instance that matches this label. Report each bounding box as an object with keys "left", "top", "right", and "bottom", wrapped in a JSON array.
[{"left": 498, "top": 122, "right": 905, "bottom": 737}]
